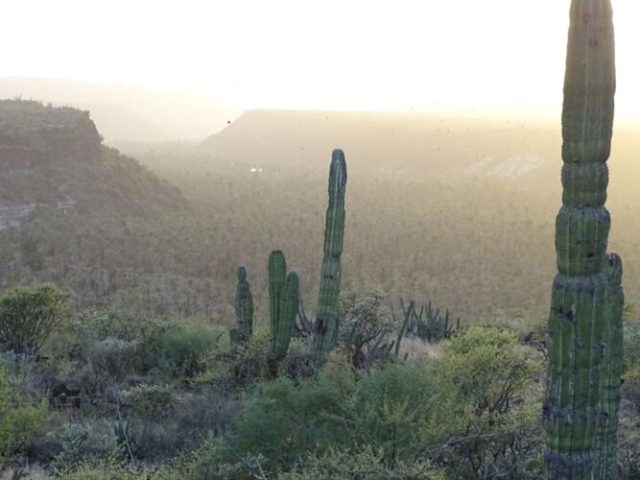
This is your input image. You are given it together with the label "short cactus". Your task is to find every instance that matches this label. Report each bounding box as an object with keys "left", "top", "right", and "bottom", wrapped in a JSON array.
[
  {"left": 543, "top": 1, "right": 623, "bottom": 478},
  {"left": 314, "top": 149, "right": 347, "bottom": 354},
  {"left": 413, "top": 301, "right": 459, "bottom": 343},
  {"left": 268, "top": 250, "right": 299, "bottom": 362},
  {"left": 231, "top": 266, "right": 253, "bottom": 343}
]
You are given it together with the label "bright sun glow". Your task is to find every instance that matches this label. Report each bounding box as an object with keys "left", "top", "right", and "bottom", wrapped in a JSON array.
[{"left": 2, "top": 0, "right": 639, "bottom": 120}]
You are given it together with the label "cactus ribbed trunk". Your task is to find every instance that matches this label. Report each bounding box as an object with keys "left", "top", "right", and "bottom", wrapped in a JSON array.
[
  {"left": 232, "top": 266, "right": 253, "bottom": 343},
  {"left": 314, "top": 149, "right": 347, "bottom": 354},
  {"left": 544, "top": 1, "right": 623, "bottom": 479},
  {"left": 594, "top": 254, "right": 624, "bottom": 479},
  {"left": 268, "top": 251, "right": 299, "bottom": 363}
]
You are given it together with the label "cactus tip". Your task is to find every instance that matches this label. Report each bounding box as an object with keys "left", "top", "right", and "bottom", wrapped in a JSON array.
[{"left": 237, "top": 266, "right": 247, "bottom": 281}]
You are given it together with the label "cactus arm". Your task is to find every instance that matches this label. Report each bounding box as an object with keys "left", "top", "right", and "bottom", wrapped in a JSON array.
[
  {"left": 271, "top": 271, "right": 299, "bottom": 360},
  {"left": 233, "top": 266, "right": 254, "bottom": 342},
  {"left": 267, "top": 250, "right": 299, "bottom": 370},
  {"left": 268, "top": 250, "right": 287, "bottom": 347},
  {"left": 314, "top": 149, "right": 348, "bottom": 354},
  {"left": 544, "top": 1, "right": 622, "bottom": 478},
  {"left": 395, "top": 300, "right": 414, "bottom": 357}
]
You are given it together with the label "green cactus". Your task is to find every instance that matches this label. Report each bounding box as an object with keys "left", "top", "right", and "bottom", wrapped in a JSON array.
[
  {"left": 544, "top": 1, "right": 623, "bottom": 478},
  {"left": 413, "top": 301, "right": 459, "bottom": 343},
  {"left": 314, "top": 149, "right": 347, "bottom": 354},
  {"left": 594, "top": 254, "right": 624, "bottom": 479},
  {"left": 231, "top": 266, "right": 253, "bottom": 343},
  {"left": 268, "top": 251, "right": 299, "bottom": 362}
]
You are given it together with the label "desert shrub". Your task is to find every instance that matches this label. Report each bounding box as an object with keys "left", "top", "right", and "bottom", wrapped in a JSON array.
[
  {"left": 434, "top": 326, "right": 544, "bottom": 478},
  {"left": 339, "top": 287, "right": 397, "bottom": 368},
  {"left": 153, "top": 436, "right": 268, "bottom": 480},
  {"left": 115, "top": 384, "right": 239, "bottom": 461},
  {"left": 118, "top": 384, "right": 176, "bottom": 459},
  {"left": 228, "top": 360, "right": 444, "bottom": 472},
  {"left": 279, "top": 446, "right": 444, "bottom": 480},
  {"left": 228, "top": 367, "right": 357, "bottom": 468},
  {"left": 140, "top": 320, "right": 222, "bottom": 378},
  {"left": 50, "top": 421, "right": 120, "bottom": 472},
  {"left": 90, "top": 338, "right": 140, "bottom": 382},
  {"left": 122, "top": 384, "right": 175, "bottom": 419},
  {"left": 200, "top": 325, "right": 270, "bottom": 388},
  {"left": 618, "top": 392, "right": 640, "bottom": 480},
  {"left": 0, "top": 366, "right": 48, "bottom": 460},
  {"left": 349, "top": 363, "right": 442, "bottom": 461},
  {"left": 75, "top": 310, "right": 138, "bottom": 342},
  {"left": 0, "top": 284, "right": 69, "bottom": 355},
  {"left": 54, "top": 450, "right": 143, "bottom": 479}
]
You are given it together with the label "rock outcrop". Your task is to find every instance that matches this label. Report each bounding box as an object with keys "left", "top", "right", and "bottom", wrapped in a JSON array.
[{"left": 0, "top": 99, "right": 185, "bottom": 228}]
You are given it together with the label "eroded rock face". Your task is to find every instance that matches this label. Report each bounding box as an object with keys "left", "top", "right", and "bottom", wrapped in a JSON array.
[
  {"left": 0, "top": 99, "right": 185, "bottom": 229},
  {"left": 0, "top": 99, "right": 101, "bottom": 162}
]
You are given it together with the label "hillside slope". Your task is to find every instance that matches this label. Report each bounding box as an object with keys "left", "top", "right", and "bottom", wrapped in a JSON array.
[
  {"left": 0, "top": 100, "right": 186, "bottom": 229},
  {"left": 198, "top": 110, "right": 560, "bottom": 179}
]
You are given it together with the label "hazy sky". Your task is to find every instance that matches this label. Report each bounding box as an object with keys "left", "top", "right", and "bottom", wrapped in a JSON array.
[{"left": 3, "top": 0, "right": 639, "bottom": 119}]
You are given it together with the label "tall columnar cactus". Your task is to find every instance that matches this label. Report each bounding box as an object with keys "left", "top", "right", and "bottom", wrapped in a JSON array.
[
  {"left": 314, "top": 149, "right": 347, "bottom": 354},
  {"left": 231, "top": 266, "right": 253, "bottom": 343},
  {"left": 544, "top": 1, "right": 623, "bottom": 479},
  {"left": 268, "top": 250, "right": 299, "bottom": 361},
  {"left": 594, "top": 254, "right": 624, "bottom": 479}
]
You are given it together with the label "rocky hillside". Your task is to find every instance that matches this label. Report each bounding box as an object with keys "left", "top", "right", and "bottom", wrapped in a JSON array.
[{"left": 0, "top": 100, "right": 186, "bottom": 229}]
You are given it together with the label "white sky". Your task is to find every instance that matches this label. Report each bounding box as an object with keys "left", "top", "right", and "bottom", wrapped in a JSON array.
[{"left": 2, "top": 0, "right": 639, "bottom": 119}]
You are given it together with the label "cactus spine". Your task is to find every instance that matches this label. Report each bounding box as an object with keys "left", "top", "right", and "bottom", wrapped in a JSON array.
[
  {"left": 231, "top": 266, "right": 253, "bottom": 343},
  {"left": 314, "top": 149, "right": 347, "bottom": 354},
  {"left": 268, "top": 251, "right": 299, "bottom": 361},
  {"left": 544, "top": 1, "right": 623, "bottom": 479}
]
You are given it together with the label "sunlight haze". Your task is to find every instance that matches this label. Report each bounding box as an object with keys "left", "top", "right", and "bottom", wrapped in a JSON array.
[{"left": 3, "top": 0, "right": 640, "bottom": 120}]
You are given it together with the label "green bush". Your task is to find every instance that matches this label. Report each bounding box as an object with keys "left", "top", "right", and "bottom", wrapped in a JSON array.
[
  {"left": 141, "top": 320, "right": 222, "bottom": 378},
  {"left": 115, "top": 383, "right": 239, "bottom": 461},
  {"left": 279, "top": 447, "right": 444, "bottom": 480},
  {"left": 229, "top": 362, "right": 442, "bottom": 471},
  {"left": 229, "top": 367, "right": 356, "bottom": 468},
  {"left": 153, "top": 436, "right": 268, "bottom": 480},
  {"left": 435, "top": 326, "right": 544, "bottom": 478},
  {"left": 90, "top": 337, "right": 140, "bottom": 382},
  {"left": 339, "top": 287, "right": 396, "bottom": 368},
  {"left": 50, "top": 421, "right": 120, "bottom": 472},
  {"left": 0, "top": 366, "right": 48, "bottom": 460},
  {"left": 0, "top": 284, "right": 69, "bottom": 355},
  {"left": 54, "top": 450, "right": 144, "bottom": 479},
  {"left": 225, "top": 325, "right": 544, "bottom": 477},
  {"left": 350, "top": 363, "right": 442, "bottom": 461},
  {"left": 121, "top": 384, "right": 175, "bottom": 419}
]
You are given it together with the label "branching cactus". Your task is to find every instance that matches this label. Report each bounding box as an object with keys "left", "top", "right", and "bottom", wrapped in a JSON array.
[
  {"left": 544, "top": 1, "right": 623, "bottom": 478},
  {"left": 314, "top": 149, "right": 347, "bottom": 354},
  {"left": 231, "top": 266, "right": 253, "bottom": 343},
  {"left": 268, "top": 251, "right": 299, "bottom": 362}
]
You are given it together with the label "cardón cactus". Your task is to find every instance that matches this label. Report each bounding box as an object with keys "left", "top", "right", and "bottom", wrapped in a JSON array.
[
  {"left": 231, "top": 266, "right": 253, "bottom": 343},
  {"left": 268, "top": 250, "right": 299, "bottom": 362},
  {"left": 313, "top": 149, "right": 347, "bottom": 354},
  {"left": 544, "top": 1, "right": 623, "bottom": 478},
  {"left": 594, "top": 254, "right": 624, "bottom": 479}
]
